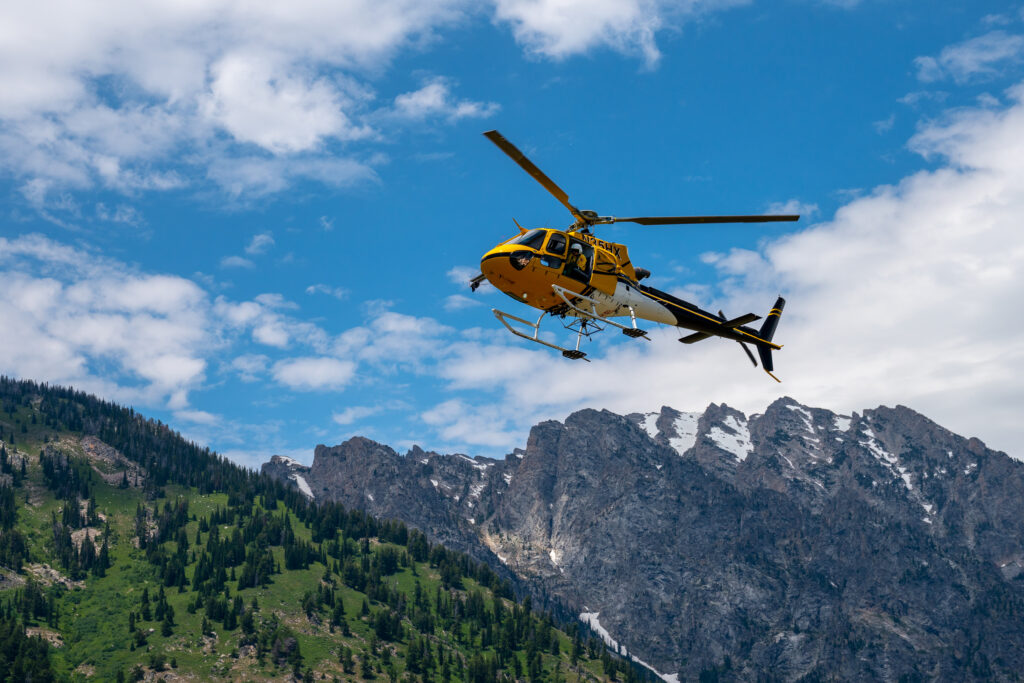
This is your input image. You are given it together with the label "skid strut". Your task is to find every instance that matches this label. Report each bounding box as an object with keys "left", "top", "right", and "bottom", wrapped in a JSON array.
[
  {"left": 492, "top": 309, "right": 591, "bottom": 361},
  {"left": 550, "top": 285, "right": 650, "bottom": 340}
]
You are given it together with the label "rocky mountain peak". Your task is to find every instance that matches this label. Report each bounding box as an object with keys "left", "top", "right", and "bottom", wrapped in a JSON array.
[
  {"left": 261, "top": 454, "right": 313, "bottom": 499},
  {"left": 262, "top": 399, "right": 1024, "bottom": 681}
]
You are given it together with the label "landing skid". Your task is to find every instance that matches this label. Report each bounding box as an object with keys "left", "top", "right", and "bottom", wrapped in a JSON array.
[{"left": 492, "top": 285, "right": 650, "bottom": 360}]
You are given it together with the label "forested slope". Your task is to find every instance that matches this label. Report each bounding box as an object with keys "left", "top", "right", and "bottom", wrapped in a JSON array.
[{"left": 0, "top": 377, "right": 637, "bottom": 682}]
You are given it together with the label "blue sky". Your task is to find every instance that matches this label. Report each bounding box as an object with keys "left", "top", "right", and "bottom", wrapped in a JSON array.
[{"left": 2, "top": 0, "right": 1024, "bottom": 466}]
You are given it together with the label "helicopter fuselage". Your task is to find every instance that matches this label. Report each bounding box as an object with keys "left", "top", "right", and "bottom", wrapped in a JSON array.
[{"left": 480, "top": 226, "right": 781, "bottom": 349}]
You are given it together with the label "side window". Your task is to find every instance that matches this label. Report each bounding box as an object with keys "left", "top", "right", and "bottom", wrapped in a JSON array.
[
  {"left": 539, "top": 232, "right": 567, "bottom": 269},
  {"left": 545, "top": 233, "right": 566, "bottom": 256}
]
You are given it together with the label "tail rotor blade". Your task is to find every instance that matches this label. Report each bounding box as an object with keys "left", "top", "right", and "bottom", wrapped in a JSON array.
[{"left": 737, "top": 341, "right": 758, "bottom": 367}]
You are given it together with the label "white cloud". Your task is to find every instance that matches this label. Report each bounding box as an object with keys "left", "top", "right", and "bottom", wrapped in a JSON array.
[
  {"left": 444, "top": 294, "right": 482, "bottom": 311},
  {"left": 392, "top": 78, "right": 499, "bottom": 121},
  {"left": 0, "top": 0, "right": 759, "bottom": 210},
  {"left": 230, "top": 354, "right": 270, "bottom": 382},
  {"left": 272, "top": 356, "right": 357, "bottom": 390},
  {"left": 0, "top": 232, "right": 359, "bottom": 422},
  {"left": 766, "top": 199, "right": 819, "bottom": 219},
  {"left": 306, "top": 283, "right": 349, "bottom": 300},
  {"left": 872, "top": 114, "right": 896, "bottom": 134},
  {"left": 0, "top": 234, "right": 214, "bottom": 408},
  {"left": 492, "top": 0, "right": 748, "bottom": 68},
  {"left": 447, "top": 265, "right": 480, "bottom": 285},
  {"left": 201, "top": 52, "right": 370, "bottom": 154},
  {"left": 334, "top": 310, "right": 454, "bottom": 368},
  {"left": 253, "top": 322, "right": 291, "bottom": 348},
  {"left": 204, "top": 155, "right": 378, "bottom": 198},
  {"left": 96, "top": 203, "right": 144, "bottom": 226},
  {"left": 245, "top": 232, "right": 275, "bottom": 255},
  {"left": 421, "top": 399, "right": 521, "bottom": 447},
  {"left": 447, "top": 265, "right": 493, "bottom": 293},
  {"left": 915, "top": 31, "right": 1024, "bottom": 84},
  {"left": 214, "top": 296, "right": 328, "bottom": 350},
  {"left": 899, "top": 90, "right": 949, "bottom": 108},
  {"left": 333, "top": 405, "right": 383, "bottom": 425},
  {"left": 220, "top": 255, "right": 255, "bottom": 269},
  {"left": 494, "top": 0, "right": 664, "bottom": 66},
  {"left": 0, "top": 0, "right": 467, "bottom": 204},
  {"left": 254, "top": 293, "right": 298, "bottom": 310},
  {"left": 174, "top": 409, "right": 221, "bottom": 426}
]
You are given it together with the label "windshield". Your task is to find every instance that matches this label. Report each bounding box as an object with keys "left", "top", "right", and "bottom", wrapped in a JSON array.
[{"left": 509, "top": 229, "right": 546, "bottom": 250}]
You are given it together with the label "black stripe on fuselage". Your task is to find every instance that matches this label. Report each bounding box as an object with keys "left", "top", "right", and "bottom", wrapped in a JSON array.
[{"left": 636, "top": 284, "right": 768, "bottom": 347}]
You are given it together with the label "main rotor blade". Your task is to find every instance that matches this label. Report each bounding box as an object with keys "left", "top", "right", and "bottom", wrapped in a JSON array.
[
  {"left": 613, "top": 215, "right": 800, "bottom": 225},
  {"left": 483, "top": 130, "right": 586, "bottom": 224}
]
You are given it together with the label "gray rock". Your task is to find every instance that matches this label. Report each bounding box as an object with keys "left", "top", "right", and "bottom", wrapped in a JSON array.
[{"left": 262, "top": 397, "right": 1024, "bottom": 681}]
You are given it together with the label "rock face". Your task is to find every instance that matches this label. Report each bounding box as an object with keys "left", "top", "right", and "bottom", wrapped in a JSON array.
[
  {"left": 262, "top": 455, "right": 314, "bottom": 499},
  {"left": 262, "top": 398, "right": 1024, "bottom": 681}
]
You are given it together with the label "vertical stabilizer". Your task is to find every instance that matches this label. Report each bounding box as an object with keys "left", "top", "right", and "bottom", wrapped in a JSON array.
[{"left": 756, "top": 297, "right": 785, "bottom": 381}]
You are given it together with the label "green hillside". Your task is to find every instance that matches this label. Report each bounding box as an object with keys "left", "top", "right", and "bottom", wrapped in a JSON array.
[{"left": 0, "top": 377, "right": 643, "bottom": 682}]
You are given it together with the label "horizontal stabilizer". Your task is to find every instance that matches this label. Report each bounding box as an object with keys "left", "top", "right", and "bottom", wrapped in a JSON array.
[
  {"left": 679, "top": 332, "right": 712, "bottom": 344},
  {"left": 722, "top": 312, "right": 760, "bottom": 329}
]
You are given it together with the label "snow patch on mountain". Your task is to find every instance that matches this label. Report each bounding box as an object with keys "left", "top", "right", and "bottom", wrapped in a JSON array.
[
  {"left": 291, "top": 474, "right": 314, "bottom": 499},
  {"left": 709, "top": 415, "right": 753, "bottom": 461},
  {"left": 580, "top": 612, "right": 680, "bottom": 683},
  {"left": 641, "top": 413, "right": 659, "bottom": 440},
  {"left": 669, "top": 413, "right": 700, "bottom": 455},
  {"left": 786, "top": 404, "right": 814, "bottom": 432}
]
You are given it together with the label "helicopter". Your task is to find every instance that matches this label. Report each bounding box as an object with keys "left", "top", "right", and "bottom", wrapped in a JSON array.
[{"left": 470, "top": 130, "right": 799, "bottom": 381}]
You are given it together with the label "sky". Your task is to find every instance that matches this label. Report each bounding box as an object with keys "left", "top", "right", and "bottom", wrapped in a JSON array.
[{"left": 2, "top": 0, "right": 1024, "bottom": 467}]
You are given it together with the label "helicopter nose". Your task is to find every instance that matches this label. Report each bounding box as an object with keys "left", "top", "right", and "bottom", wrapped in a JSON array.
[
  {"left": 480, "top": 247, "right": 523, "bottom": 288},
  {"left": 480, "top": 249, "right": 504, "bottom": 282}
]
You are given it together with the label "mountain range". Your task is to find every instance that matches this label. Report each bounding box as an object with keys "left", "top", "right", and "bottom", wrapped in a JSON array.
[{"left": 262, "top": 397, "right": 1024, "bottom": 681}]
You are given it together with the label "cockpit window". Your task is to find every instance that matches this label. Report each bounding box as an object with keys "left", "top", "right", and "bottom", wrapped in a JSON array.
[
  {"left": 509, "top": 229, "right": 546, "bottom": 250},
  {"left": 545, "top": 232, "right": 567, "bottom": 256}
]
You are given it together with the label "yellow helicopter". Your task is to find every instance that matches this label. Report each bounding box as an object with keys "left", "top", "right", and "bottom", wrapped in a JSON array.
[{"left": 469, "top": 130, "right": 799, "bottom": 381}]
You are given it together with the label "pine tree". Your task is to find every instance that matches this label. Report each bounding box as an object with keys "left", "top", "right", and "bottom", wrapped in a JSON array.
[{"left": 340, "top": 647, "right": 354, "bottom": 674}]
